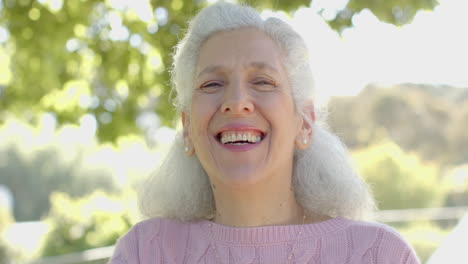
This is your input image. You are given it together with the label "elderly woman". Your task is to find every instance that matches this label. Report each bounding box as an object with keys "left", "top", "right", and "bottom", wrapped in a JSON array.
[{"left": 109, "top": 3, "right": 419, "bottom": 264}]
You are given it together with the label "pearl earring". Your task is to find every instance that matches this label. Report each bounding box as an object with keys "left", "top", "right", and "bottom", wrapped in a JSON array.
[
  {"left": 184, "top": 146, "right": 189, "bottom": 153},
  {"left": 303, "top": 139, "right": 307, "bottom": 145}
]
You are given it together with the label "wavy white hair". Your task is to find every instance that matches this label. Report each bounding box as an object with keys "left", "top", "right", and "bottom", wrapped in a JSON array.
[{"left": 139, "top": 2, "right": 376, "bottom": 221}]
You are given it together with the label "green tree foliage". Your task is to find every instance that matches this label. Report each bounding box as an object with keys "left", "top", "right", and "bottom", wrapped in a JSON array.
[
  {"left": 443, "top": 165, "right": 468, "bottom": 207},
  {"left": 447, "top": 103, "right": 468, "bottom": 164},
  {"left": 0, "top": 205, "right": 14, "bottom": 264},
  {"left": 0, "top": 116, "right": 162, "bottom": 221},
  {"left": 0, "top": 0, "right": 438, "bottom": 142},
  {"left": 328, "top": 0, "right": 438, "bottom": 31},
  {"left": 0, "top": 239, "right": 12, "bottom": 264},
  {"left": 1, "top": 144, "right": 117, "bottom": 221},
  {"left": 0, "top": 118, "right": 117, "bottom": 221},
  {"left": 40, "top": 190, "right": 138, "bottom": 257},
  {"left": 329, "top": 83, "right": 468, "bottom": 166},
  {"left": 0, "top": 206, "right": 13, "bottom": 233},
  {"left": 353, "top": 140, "right": 446, "bottom": 210},
  {"left": 397, "top": 221, "right": 451, "bottom": 263}
]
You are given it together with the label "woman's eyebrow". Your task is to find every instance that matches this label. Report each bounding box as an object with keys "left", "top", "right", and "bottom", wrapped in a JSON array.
[
  {"left": 196, "top": 65, "right": 225, "bottom": 78},
  {"left": 248, "top": 62, "right": 279, "bottom": 74},
  {"left": 196, "top": 62, "right": 279, "bottom": 78}
]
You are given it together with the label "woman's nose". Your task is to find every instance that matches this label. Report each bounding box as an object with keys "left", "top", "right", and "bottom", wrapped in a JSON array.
[{"left": 220, "top": 81, "right": 254, "bottom": 115}]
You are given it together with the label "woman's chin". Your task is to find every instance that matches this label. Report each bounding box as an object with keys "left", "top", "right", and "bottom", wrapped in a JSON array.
[{"left": 213, "top": 167, "right": 269, "bottom": 188}]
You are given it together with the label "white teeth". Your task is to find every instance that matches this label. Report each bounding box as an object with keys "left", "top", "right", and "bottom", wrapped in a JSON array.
[{"left": 220, "top": 132, "right": 262, "bottom": 144}]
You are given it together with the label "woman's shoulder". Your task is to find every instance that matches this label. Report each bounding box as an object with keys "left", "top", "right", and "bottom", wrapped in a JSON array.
[
  {"left": 123, "top": 217, "right": 194, "bottom": 242},
  {"left": 108, "top": 218, "right": 195, "bottom": 263},
  {"left": 336, "top": 218, "right": 420, "bottom": 263},
  {"left": 341, "top": 218, "right": 408, "bottom": 244},
  {"left": 132, "top": 217, "right": 181, "bottom": 233},
  {"left": 340, "top": 218, "right": 400, "bottom": 235}
]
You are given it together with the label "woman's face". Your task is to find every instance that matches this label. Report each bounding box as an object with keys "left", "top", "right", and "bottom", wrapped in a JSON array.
[{"left": 184, "top": 27, "right": 306, "bottom": 187}]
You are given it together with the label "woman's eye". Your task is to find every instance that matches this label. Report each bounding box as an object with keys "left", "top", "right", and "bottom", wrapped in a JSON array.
[
  {"left": 204, "top": 82, "right": 221, "bottom": 87},
  {"left": 253, "top": 79, "right": 276, "bottom": 90},
  {"left": 200, "top": 82, "right": 222, "bottom": 92},
  {"left": 255, "top": 80, "right": 273, "bottom": 85}
]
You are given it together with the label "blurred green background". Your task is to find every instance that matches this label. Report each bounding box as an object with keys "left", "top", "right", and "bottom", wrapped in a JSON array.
[{"left": 1, "top": 0, "right": 467, "bottom": 263}]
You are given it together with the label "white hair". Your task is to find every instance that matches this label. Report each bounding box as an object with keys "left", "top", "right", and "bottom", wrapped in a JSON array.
[
  {"left": 139, "top": 2, "right": 375, "bottom": 221},
  {"left": 171, "top": 2, "right": 314, "bottom": 113}
]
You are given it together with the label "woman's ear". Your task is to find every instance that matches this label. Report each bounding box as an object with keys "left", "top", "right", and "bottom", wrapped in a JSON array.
[
  {"left": 181, "top": 112, "right": 195, "bottom": 156},
  {"left": 295, "top": 104, "right": 315, "bottom": 150}
]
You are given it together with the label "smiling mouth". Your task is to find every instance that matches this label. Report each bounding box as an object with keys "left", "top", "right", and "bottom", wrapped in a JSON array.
[{"left": 216, "top": 131, "right": 266, "bottom": 145}]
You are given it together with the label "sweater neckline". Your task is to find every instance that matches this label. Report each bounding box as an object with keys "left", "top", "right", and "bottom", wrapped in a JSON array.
[{"left": 197, "top": 217, "right": 351, "bottom": 245}]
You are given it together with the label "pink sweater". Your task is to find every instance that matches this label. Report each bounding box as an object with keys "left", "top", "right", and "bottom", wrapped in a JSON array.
[{"left": 109, "top": 217, "right": 419, "bottom": 264}]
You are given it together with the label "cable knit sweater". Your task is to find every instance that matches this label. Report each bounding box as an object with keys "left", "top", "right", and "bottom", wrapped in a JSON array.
[{"left": 109, "top": 217, "right": 419, "bottom": 264}]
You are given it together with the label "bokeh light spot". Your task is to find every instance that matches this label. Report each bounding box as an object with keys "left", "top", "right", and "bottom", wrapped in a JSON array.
[
  {"left": 28, "top": 8, "right": 41, "bottom": 21},
  {"left": 154, "top": 7, "right": 168, "bottom": 26}
]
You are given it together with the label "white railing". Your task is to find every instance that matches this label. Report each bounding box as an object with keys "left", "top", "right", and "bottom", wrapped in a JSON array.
[
  {"left": 31, "top": 246, "right": 115, "bottom": 264},
  {"left": 29, "top": 206, "right": 468, "bottom": 264},
  {"left": 376, "top": 206, "right": 468, "bottom": 223}
]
